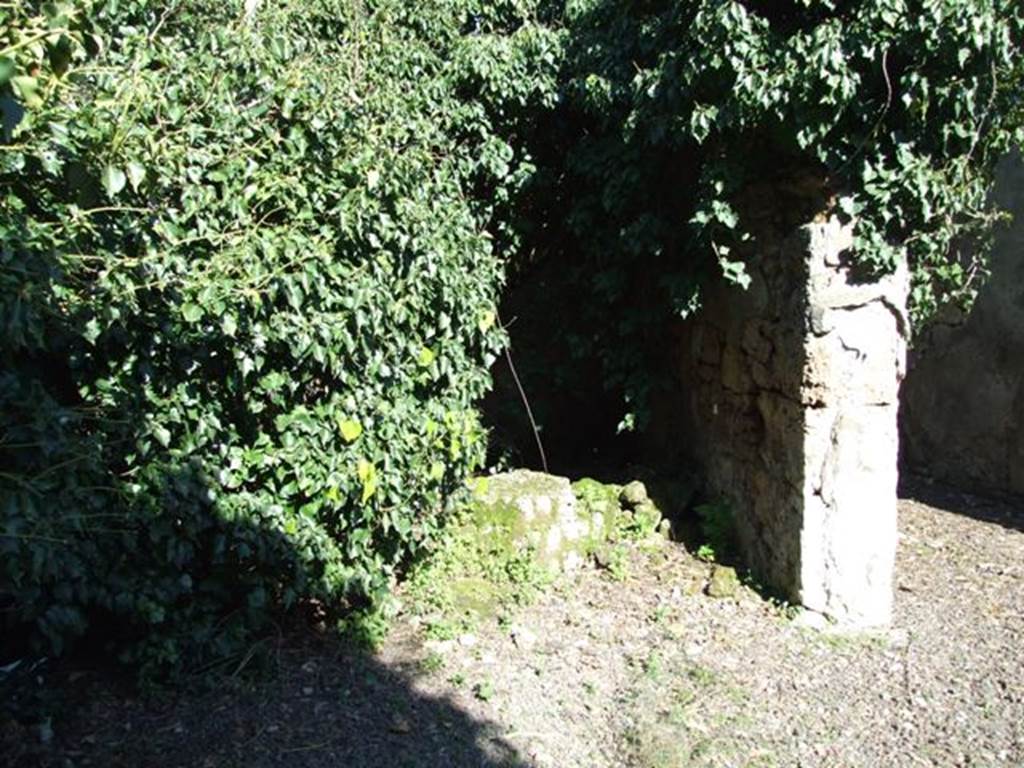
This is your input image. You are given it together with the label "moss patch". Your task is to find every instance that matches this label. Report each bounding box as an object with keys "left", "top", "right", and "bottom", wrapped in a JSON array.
[{"left": 406, "top": 472, "right": 668, "bottom": 634}]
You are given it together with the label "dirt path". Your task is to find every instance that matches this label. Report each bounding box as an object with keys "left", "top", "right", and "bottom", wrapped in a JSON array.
[{"left": 15, "top": 482, "right": 1024, "bottom": 767}]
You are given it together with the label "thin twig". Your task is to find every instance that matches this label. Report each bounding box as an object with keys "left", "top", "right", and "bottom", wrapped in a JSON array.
[
  {"left": 832, "top": 47, "right": 893, "bottom": 179},
  {"left": 0, "top": 28, "right": 68, "bottom": 59},
  {"left": 497, "top": 310, "right": 548, "bottom": 473},
  {"left": 148, "top": 3, "right": 178, "bottom": 43},
  {"left": 964, "top": 60, "right": 999, "bottom": 168}
]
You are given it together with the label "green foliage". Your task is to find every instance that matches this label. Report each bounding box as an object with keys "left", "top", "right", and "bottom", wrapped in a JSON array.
[
  {"left": 512, "top": 0, "right": 1024, "bottom": 432},
  {"left": 419, "top": 651, "right": 446, "bottom": 674},
  {"left": 404, "top": 501, "right": 553, "bottom": 637},
  {"left": 694, "top": 500, "right": 737, "bottom": 563},
  {"left": 473, "top": 679, "right": 495, "bottom": 701},
  {"left": 337, "top": 604, "right": 394, "bottom": 651},
  {"left": 601, "top": 545, "right": 631, "bottom": 581},
  {"left": 2, "top": 0, "right": 1021, "bottom": 681},
  {"left": 1, "top": 0, "right": 558, "bottom": 676},
  {"left": 642, "top": 650, "right": 663, "bottom": 682},
  {"left": 573, "top": 477, "right": 664, "bottom": 541}
]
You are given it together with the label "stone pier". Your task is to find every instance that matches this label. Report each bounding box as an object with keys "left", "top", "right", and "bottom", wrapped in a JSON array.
[{"left": 676, "top": 218, "right": 908, "bottom": 626}]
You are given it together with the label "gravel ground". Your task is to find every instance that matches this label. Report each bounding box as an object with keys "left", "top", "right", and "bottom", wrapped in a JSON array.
[{"left": 10, "top": 480, "right": 1024, "bottom": 767}]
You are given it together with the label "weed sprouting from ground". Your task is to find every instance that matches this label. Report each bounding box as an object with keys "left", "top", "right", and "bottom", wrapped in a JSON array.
[
  {"left": 694, "top": 499, "right": 738, "bottom": 563},
  {"left": 404, "top": 505, "right": 554, "bottom": 637}
]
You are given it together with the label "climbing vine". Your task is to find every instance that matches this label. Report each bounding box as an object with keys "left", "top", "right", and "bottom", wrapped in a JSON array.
[
  {"left": 507, "top": 0, "right": 1024, "bottom": 435},
  {"left": 1, "top": 0, "right": 1020, "bottom": 676}
]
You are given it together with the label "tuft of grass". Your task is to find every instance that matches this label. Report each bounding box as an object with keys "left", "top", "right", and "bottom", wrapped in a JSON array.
[
  {"left": 424, "top": 618, "right": 463, "bottom": 641},
  {"left": 694, "top": 499, "right": 738, "bottom": 562},
  {"left": 602, "top": 545, "right": 631, "bottom": 581},
  {"left": 686, "top": 664, "right": 717, "bottom": 687},
  {"left": 642, "top": 651, "right": 663, "bottom": 682},
  {"left": 447, "top": 672, "right": 466, "bottom": 687},
  {"left": 473, "top": 680, "right": 495, "bottom": 701},
  {"left": 419, "top": 652, "right": 446, "bottom": 674},
  {"left": 648, "top": 604, "right": 670, "bottom": 625}
]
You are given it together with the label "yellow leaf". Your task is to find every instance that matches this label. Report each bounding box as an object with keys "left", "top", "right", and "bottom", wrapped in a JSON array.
[
  {"left": 361, "top": 476, "right": 377, "bottom": 503},
  {"left": 478, "top": 310, "right": 496, "bottom": 333},
  {"left": 357, "top": 459, "right": 378, "bottom": 503},
  {"left": 339, "top": 418, "right": 363, "bottom": 443},
  {"left": 417, "top": 347, "right": 436, "bottom": 367}
]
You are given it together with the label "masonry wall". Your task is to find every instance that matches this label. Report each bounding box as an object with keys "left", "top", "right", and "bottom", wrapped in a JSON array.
[
  {"left": 901, "top": 153, "right": 1024, "bottom": 496},
  {"left": 674, "top": 218, "right": 908, "bottom": 626}
]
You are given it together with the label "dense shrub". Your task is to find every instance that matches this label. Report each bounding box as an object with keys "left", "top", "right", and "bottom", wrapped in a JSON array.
[{"left": 0, "top": 0, "right": 558, "bottom": 675}]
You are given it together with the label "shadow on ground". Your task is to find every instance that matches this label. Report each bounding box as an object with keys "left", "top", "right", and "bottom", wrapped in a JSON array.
[
  {"left": 2, "top": 448, "right": 531, "bottom": 767},
  {"left": 6, "top": 631, "right": 527, "bottom": 768},
  {"left": 899, "top": 473, "right": 1024, "bottom": 535}
]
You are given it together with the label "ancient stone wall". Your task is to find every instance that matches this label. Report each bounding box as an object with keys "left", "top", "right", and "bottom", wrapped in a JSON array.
[
  {"left": 674, "top": 218, "right": 909, "bottom": 626},
  {"left": 901, "top": 153, "right": 1024, "bottom": 496}
]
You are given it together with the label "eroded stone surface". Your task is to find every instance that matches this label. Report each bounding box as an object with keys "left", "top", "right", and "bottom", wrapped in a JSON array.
[
  {"left": 473, "top": 470, "right": 613, "bottom": 574},
  {"left": 676, "top": 217, "right": 907, "bottom": 626}
]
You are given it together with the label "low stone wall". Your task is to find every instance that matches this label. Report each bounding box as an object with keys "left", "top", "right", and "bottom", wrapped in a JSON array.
[
  {"left": 901, "top": 153, "right": 1024, "bottom": 496},
  {"left": 674, "top": 218, "right": 908, "bottom": 626}
]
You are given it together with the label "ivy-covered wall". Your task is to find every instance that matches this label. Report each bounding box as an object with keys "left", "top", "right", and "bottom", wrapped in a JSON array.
[
  {"left": 496, "top": 0, "right": 1023, "bottom": 465},
  {"left": 902, "top": 152, "right": 1024, "bottom": 496},
  {"left": 1, "top": 0, "right": 1021, "bottom": 675}
]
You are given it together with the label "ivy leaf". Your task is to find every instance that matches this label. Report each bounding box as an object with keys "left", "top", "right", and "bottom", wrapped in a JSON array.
[
  {"left": 102, "top": 165, "right": 127, "bottom": 198},
  {"left": 49, "top": 35, "right": 74, "bottom": 76},
  {"left": 269, "top": 36, "right": 288, "bottom": 60},
  {"left": 339, "top": 418, "right": 363, "bottom": 443},
  {"left": 152, "top": 425, "right": 171, "bottom": 448},
  {"left": 126, "top": 161, "right": 146, "bottom": 191},
  {"left": 0, "top": 95, "right": 25, "bottom": 140},
  {"left": 356, "top": 458, "right": 378, "bottom": 502},
  {"left": 181, "top": 303, "right": 203, "bottom": 323},
  {"left": 478, "top": 310, "right": 496, "bottom": 333},
  {"left": 361, "top": 478, "right": 377, "bottom": 504},
  {"left": 221, "top": 313, "right": 238, "bottom": 336},
  {"left": 417, "top": 347, "right": 436, "bottom": 367},
  {"left": 719, "top": 257, "right": 752, "bottom": 290},
  {"left": 0, "top": 57, "right": 14, "bottom": 86},
  {"left": 837, "top": 195, "right": 859, "bottom": 218},
  {"left": 82, "top": 317, "right": 101, "bottom": 345},
  {"left": 11, "top": 75, "right": 41, "bottom": 109}
]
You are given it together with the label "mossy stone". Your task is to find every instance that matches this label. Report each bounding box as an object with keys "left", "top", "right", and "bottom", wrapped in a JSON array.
[
  {"left": 631, "top": 501, "right": 662, "bottom": 535},
  {"left": 706, "top": 565, "right": 740, "bottom": 598},
  {"left": 619, "top": 480, "right": 649, "bottom": 508},
  {"left": 572, "top": 477, "right": 623, "bottom": 510}
]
